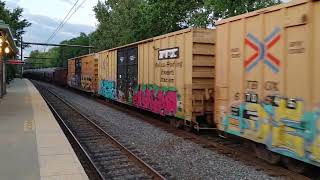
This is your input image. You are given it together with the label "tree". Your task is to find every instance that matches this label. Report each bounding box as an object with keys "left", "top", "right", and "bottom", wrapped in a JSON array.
[
  {"left": 27, "top": 33, "right": 91, "bottom": 68},
  {"left": 57, "top": 33, "right": 91, "bottom": 67},
  {"left": 91, "top": 0, "right": 205, "bottom": 50},
  {"left": 0, "top": 1, "right": 30, "bottom": 80},
  {"left": 91, "top": 0, "right": 146, "bottom": 51},
  {"left": 0, "top": 1, "right": 31, "bottom": 46},
  {"left": 202, "top": 0, "right": 281, "bottom": 25},
  {"left": 91, "top": 0, "right": 282, "bottom": 51},
  {"left": 28, "top": 0, "right": 284, "bottom": 66}
]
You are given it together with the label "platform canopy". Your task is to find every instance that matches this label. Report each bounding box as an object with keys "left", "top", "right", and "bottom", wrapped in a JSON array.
[
  {"left": 0, "top": 20, "right": 18, "bottom": 56},
  {"left": 6, "top": 60, "right": 24, "bottom": 65}
]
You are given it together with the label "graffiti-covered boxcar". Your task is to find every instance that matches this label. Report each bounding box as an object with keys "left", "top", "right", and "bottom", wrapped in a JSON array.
[
  {"left": 215, "top": 0, "right": 320, "bottom": 168},
  {"left": 98, "top": 28, "right": 216, "bottom": 130},
  {"left": 68, "top": 53, "right": 99, "bottom": 93}
]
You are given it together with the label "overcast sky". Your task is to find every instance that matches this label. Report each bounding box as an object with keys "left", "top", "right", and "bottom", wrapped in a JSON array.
[
  {"left": 5, "top": 0, "right": 291, "bottom": 57},
  {"left": 5, "top": 0, "right": 98, "bottom": 56}
]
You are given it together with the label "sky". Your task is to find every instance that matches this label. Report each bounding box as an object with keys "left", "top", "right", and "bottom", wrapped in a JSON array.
[
  {"left": 5, "top": 0, "right": 291, "bottom": 57},
  {"left": 5, "top": 0, "right": 98, "bottom": 57}
]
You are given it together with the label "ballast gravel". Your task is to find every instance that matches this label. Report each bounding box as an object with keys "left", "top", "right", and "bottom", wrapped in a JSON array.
[{"left": 42, "top": 82, "right": 281, "bottom": 180}]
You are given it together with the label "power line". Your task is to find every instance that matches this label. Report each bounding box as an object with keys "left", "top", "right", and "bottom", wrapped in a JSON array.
[
  {"left": 64, "top": 0, "right": 88, "bottom": 25},
  {"left": 23, "top": 41, "right": 94, "bottom": 48},
  {"left": 46, "top": 0, "right": 80, "bottom": 44},
  {"left": 46, "top": 0, "right": 88, "bottom": 44}
]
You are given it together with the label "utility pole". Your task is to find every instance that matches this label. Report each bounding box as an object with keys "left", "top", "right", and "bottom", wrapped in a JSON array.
[
  {"left": 20, "top": 36, "right": 24, "bottom": 77},
  {"left": 89, "top": 36, "right": 91, "bottom": 54},
  {"left": 20, "top": 37, "right": 23, "bottom": 61}
]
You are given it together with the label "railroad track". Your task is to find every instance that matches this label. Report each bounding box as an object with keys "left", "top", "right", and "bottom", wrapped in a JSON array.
[
  {"left": 34, "top": 81, "right": 314, "bottom": 180},
  {"left": 86, "top": 94, "right": 314, "bottom": 180},
  {"left": 33, "top": 81, "right": 167, "bottom": 180},
  {"left": 98, "top": 104, "right": 314, "bottom": 180}
]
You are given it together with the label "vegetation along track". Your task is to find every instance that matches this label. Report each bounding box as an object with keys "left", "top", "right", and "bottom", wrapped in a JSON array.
[{"left": 33, "top": 81, "right": 166, "bottom": 180}]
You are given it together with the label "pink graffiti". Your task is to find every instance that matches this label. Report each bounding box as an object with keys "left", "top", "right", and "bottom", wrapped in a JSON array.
[{"left": 133, "top": 86, "right": 177, "bottom": 116}]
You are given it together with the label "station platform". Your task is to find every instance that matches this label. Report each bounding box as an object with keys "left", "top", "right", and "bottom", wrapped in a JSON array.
[{"left": 0, "top": 79, "right": 88, "bottom": 180}]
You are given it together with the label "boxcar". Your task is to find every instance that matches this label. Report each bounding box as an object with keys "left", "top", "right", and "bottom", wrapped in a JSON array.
[
  {"left": 98, "top": 28, "right": 216, "bottom": 130},
  {"left": 215, "top": 0, "right": 320, "bottom": 167},
  {"left": 68, "top": 54, "right": 99, "bottom": 93},
  {"left": 53, "top": 67, "right": 67, "bottom": 86}
]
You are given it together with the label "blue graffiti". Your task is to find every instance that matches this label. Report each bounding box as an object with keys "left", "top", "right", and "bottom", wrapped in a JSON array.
[{"left": 99, "top": 80, "right": 116, "bottom": 99}]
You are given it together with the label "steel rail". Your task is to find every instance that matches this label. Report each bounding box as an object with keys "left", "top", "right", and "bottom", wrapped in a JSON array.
[
  {"left": 34, "top": 83, "right": 105, "bottom": 180},
  {"left": 37, "top": 82, "right": 166, "bottom": 180}
]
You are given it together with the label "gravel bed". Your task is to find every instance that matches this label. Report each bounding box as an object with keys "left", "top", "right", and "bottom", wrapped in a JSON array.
[{"left": 41, "top": 82, "right": 281, "bottom": 180}]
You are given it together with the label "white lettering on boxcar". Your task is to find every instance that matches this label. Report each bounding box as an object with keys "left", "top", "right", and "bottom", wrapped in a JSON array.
[{"left": 158, "top": 48, "right": 179, "bottom": 60}]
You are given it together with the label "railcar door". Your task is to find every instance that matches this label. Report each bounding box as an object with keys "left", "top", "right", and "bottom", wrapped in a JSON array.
[
  {"left": 127, "top": 47, "right": 138, "bottom": 102},
  {"left": 117, "top": 46, "right": 138, "bottom": 103}
]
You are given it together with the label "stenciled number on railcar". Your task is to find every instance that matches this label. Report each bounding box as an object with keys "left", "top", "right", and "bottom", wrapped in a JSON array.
[
  {"left": 158, "top": 47, "right": 179, "bottom": 60},
  {"left": 245, "top": 93, "right": 259, "bottom": 103},
  {"left": 287, "top": 98, "right": 297, "bottom": 109}
]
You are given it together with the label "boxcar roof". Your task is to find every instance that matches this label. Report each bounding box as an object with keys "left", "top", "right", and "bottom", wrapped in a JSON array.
[
  {"left": 215, "top": 0, "right": 308, "bottom": 25},
  {"left": 68, "top": 53, "right": 96, "bottom": 61},
  {"left": 68, "top": 27, "right": 208, "bottom": 60}
]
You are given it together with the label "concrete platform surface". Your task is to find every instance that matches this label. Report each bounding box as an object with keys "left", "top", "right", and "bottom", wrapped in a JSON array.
[{"left": 0, "top": 79, "right": 89, "bottom": 180}]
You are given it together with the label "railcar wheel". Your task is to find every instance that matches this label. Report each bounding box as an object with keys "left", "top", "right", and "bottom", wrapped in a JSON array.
[
  {"left": 253, "top": 144, "right": 280, "bottom": 165},
  {"left": 184, "top": 125, "right": 193, "bottom": 132},
  {"left": 282, "top": 157, "right": 308, "bottom": 173},
  {"left": 170, "top": 118, "right": 176, "bottom": 127},
  {"left": 175, "top": 120, "right": 184, "bottom": 129}
]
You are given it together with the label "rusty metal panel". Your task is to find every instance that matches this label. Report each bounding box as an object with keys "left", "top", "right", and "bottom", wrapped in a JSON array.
[
  {"left": 67, "top": 59, "right": 75, "bottom": 87},
  {"left": 215, "top": 0, "right": 320, "bottom": 166},
  {"left": 68, "top": 54, "right": 97, "bottom": 93},
  {"left": 82, "top": 54, "right": 98, "bottom": 93}
]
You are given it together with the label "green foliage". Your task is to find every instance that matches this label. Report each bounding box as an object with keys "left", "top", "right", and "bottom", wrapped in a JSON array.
[
  {"left": 29, "top": 0, "right": 283, "bottom": 66},
  {"left": 6, "top": 64, "right": 17, "bottom": 82},
  {"left": 91, "top": 0, "right": 205, "bottom": 51},
  {"left": 91, "top": 0, "right": 146, "bottom": 51},
  {"left": 204, "top": 0, "right": 281, "bottom": 21},
  {"left": 0, "top": 1, "right": 31, "bottom": 46},
  {"left": 27, "top": 33, "right": 90, "bottom": 69},
  {"left": 91, "top": 0, "right": 281, "bottom": 49},
  {"left": 0, "top": 1, "right": 30, "bottom": 80},
  {"left": 25, "top": 49, "right": 57, "bottom": 69}
]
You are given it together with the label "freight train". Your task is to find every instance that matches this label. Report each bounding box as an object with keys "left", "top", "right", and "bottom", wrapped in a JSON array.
[
  {"left": 25, "top": 0, "right": 320, "bottom": 173},
  {"left": 23, "top": 67, "right": 68, "bottom": 86}
]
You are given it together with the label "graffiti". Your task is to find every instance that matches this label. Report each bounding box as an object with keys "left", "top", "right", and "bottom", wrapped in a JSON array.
[
  {"left": 118, "top": 90, "right": 126, "bottom": 102},
  {"left": 132, "top": 84, "right": 182, "bottom": 116},
  {"left": 69, "top": 75, "right": 80, "bottom": 88},
  {"left": 264, "top": 81, "right": 279, "bottom": 91},
  {"left": 244, "top": 27, "right": 281, "bottom": 73},
  {"left": 99, "top": 80, "right": 116, "bottom": 99},
  {"left": 222, "top": 94, "right": 320, "bottom": 166},
  {"left": 246, "top": 81, "right": 259, "bottom": 90},
  {"left": 81, "top": 75, "right": 93, "bottom": 90},
  {"left": 234, "top": 93, "right": 240, "bottom": 101}
]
